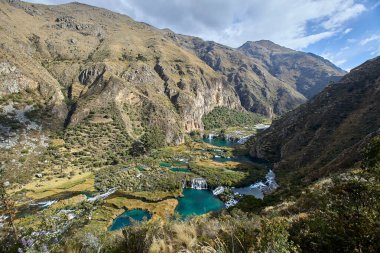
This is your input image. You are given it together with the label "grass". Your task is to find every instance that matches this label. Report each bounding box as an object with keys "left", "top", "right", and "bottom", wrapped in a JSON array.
[
  {"left": 189, "top": 160, "right": 267, "bottom": 188},
  {"left": 11, "top": 172, "right": 95, "bottom": 200}
]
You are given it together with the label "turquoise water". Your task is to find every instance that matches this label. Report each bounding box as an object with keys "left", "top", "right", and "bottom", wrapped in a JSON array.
[
  {"left": 109, "top": 209, "right": 152, "bottom": 231},
  {"left": 170, "top": 168, "right": 191, "bottom": 173},
  {"left": 203, "top": 138, "right": 235, "bottom": 147},
  {"left": 175, "top": 189, "right": 225, "bottom": 219},
  {"left": 159, "top": 162, "right": 172, "bottom": 167}
]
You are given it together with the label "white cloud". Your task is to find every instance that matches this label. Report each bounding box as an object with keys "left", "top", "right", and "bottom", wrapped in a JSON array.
[
  {"left": 335, "top": 59, "right": 347, "bottom": 65},
  {"left": 322, "top": 2, "right": 366, "bottom": 29},
  {"left": 290, "top": 31, "right": 336, "bottom": 49},
  {"left": 25, "top": 0, "right": 367, "bottom": 50},
  {"left": 344, "top": 28, "right": 352, "bottom": 34},
  {"left": 360, "top": 35, "right": 380, "bottom": 45}
]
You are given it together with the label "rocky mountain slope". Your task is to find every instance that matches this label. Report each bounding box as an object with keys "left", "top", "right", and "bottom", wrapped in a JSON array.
[
  {"left": 239, "top": 40, "right": 345, "bottom": 98},
  {"left": 167, "top": 33, "right": 345, "bottom": 116},
  {"left": 0, "top": 0, "right": 344, "bottom": 182},
  {"left": 250, "top": 56, "right": 380, "bottom": 183}
]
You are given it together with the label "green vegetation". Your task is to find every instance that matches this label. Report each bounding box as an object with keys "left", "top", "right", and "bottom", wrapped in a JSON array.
[
  {"left": 94, "top": 166, "right": 184, "bottom": 192},
  {"left": 1, "top": 130, "right": 378, "bottom": 253},
  {"left": 202, "top": 106, "right": 264, "bottom": 130},
  {"left": 289, "top": 136, "right": 380, "bottom": 253},
  {"left": 189, "top": 161, "right": 267, "bottom": 188}
]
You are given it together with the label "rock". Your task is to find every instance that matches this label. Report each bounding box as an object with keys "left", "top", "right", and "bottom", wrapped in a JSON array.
[
  {"left": 79, "top": 64, "right": 106, "bottom": 85},
  {"left": 0, "top": 62, "right": 17, "bottom": 76},
  {"left": 3, "top": 181, "right": 10, "bottom": 187},
  {"left": 68, "top": 38, "right": 77, "bottom": 45},
  {"left": 35, "top": 173, "right": 43, "bottom": 178},
  {"left": 67, "top": 213, "right": 76, "bottom": 220}
]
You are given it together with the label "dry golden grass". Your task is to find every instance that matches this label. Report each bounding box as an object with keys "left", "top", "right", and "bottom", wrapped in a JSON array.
[{"left": 11, "top": 172, "right": 95, "bottom": 200}]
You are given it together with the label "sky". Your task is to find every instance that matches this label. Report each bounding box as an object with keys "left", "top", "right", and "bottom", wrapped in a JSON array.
[{"left": 26, "top": 0, "right": 380, "bottom": 71}]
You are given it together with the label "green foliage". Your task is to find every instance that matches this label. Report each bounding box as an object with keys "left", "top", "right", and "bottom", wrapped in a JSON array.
[
  {"left": 140, "top": 126, "right": 166, "bottom": 152},
  {"left": 129, "top": 141, "right": 146, "bottom": 157},
  {"left": 94, "top": 166, "right": 183, "bottom": 192},
  {"left": 290, "top": 137, "right": 380, "bottom": 253},
  {"left": 202, "top": 106, "right": 263, "bottom": 130},
  {"left": 189, "top": 162, "right": 267, "bottom": 188}
]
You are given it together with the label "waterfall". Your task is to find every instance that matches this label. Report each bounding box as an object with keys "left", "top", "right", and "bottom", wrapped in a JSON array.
[
  {"left": 248, "top": 170, "right": 278, "bottom": 192},
  {"left": 88, "top": 187, "right": 118, "bottom": 202},
  {"left": 191, "top": 178, "right": 208, "bottom": 190},
  {"left": 208, "top": 134, "right": 214, "bottom": 140},
  {"left": 225, "top": 134, "right": 230, "bottom": 141},
  {"left": 237, "top": 135, "right": 253, "bottom": 144},
  {"left": 213, "top": 186, "right": 224, "bottom": 195},
  {"left": 265, "top": 170, "right": 279, "bottom": 190}
]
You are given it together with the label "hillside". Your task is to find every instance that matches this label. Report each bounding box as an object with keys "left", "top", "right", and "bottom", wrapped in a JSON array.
[
  {"left": 250, "top": 56, "right": 380, "bottom": 184},
  {"left": 239, "top": 40, "right": 346, "bottom": 98},
  {"left": 0, "top": 0, "right": 344, "bottom": 184},
  {"left": 166, "top": 33, "right": 345, "bottom": 116}
]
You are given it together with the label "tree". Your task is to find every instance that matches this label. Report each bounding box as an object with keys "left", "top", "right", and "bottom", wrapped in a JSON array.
[
  {"left": 129, "top": 140, "right": 146, "bottom": 157},
  {"left": 140, "top": 126, "right": 166, "bottom": 152}
]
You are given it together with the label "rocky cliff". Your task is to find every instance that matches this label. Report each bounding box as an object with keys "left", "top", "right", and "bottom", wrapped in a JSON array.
[
  {"left": 250, "top": 56, "right": 380, "bottom": 183},
  {"left": 0, "top": 0, "right": 242, "bottom": 146},
  {"left": 238, "top": 40, "right": 345, "bottom": 98},
  {"left": 167, "top": 34, "right": 345, "bottom": 117}
]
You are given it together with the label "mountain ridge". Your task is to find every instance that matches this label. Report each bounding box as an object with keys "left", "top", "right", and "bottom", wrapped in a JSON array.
[
  {"left": 250, "top": 56, "right": 380, "bottom": 184},
  {"left": 0, "top": 0, "right": 346, "bottom": 182}
]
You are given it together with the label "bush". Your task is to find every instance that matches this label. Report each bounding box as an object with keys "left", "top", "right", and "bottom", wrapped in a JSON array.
[
  {"left": 202, "top": 106, "right": 264, "bottom": 130},
  {"left": 140, "top": 126, "right": 166, "bottom": 152}
]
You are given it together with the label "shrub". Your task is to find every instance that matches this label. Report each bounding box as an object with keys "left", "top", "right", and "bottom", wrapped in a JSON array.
[{"left": 202, "top": 106, "right": 264, "bottom": 130}]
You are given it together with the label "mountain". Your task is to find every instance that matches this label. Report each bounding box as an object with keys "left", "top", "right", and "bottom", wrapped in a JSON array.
[
  {"left": 0, "top": 0, "right": 345, "bottom": 181},
  {"left": 239, "top": 40, "right": 346, "bottom": 98},
  {"left": 250, "top": 56, "right": 380, "bottom": 184},
  {"left": 166, "top": 34, "right": 345, "bottom": 117}
]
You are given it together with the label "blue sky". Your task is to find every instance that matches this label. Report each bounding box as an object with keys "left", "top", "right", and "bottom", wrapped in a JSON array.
[{"left": 26, "top": 0, "right": 380, "bottom": 71}]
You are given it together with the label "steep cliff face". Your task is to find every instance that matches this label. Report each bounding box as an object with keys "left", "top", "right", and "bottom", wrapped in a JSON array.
[
  {"left": 250, "top": 57, "right": 380, "bottom": 183},
  {"left": 167, "top": 34, "right": 345, "bottom": 117},
  {"left": 239, "top": 40, "right": 346, "bottom": 98},
  {"left": 168, "top": 34, "right": 306, "bottom": 117},
  {"left": 0, "top": 0, "right": 242, "bottom": 146}
]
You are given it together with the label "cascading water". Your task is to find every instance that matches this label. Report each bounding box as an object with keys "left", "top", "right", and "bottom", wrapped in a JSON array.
[
  {"left": 232, "top": 169, "right": 278, "bottom": 199},
  {"left": 191, "top": 178, "right": 208, "bottom": 190},
  {"left": 249, "top": 169, "right": 278, "bottom": 192},
  {"left": 265, "top": 170, "right": 278, "bottom": 190},
  {"left": 237, "top": 135, "right": 253, "bottom": 144},
  {"left": 208, "top": 134, "right": 214, "bottom": 140}
]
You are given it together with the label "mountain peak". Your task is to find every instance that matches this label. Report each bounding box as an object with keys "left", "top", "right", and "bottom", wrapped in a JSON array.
[{"left": 240, "top": 40, "right": 293, "bottom": 53}]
